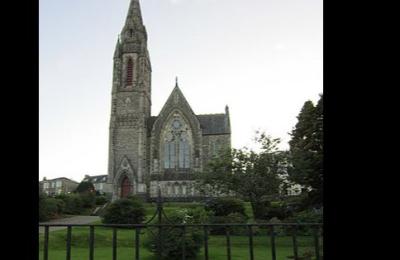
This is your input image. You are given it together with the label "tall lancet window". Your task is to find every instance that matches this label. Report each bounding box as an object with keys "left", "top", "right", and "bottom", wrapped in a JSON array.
[
  {"left": 163, "top": 116, "right": 192, "bottom": 169},
  {"left": 126, "top": 58, "right": 133, "bottom": 86},
  {"left": 179, "top": 134, "right": 190, "bottom": 168},
  {"left": 164, "top": 139, "right": 176, "bottom": 169}
]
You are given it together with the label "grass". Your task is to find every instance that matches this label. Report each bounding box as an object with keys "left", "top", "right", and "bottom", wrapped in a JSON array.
[{"left": 39, "top": 202, "right": 322, "bottom": 259}]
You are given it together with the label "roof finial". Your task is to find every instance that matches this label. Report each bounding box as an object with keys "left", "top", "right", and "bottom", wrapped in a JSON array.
[{"left": 175, "top": 76, "right": 178, "bottom": 87}]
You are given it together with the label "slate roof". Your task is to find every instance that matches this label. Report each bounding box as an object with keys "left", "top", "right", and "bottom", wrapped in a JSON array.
[
  {"left": 40, "top": 177, "right": 79, "bottom": 184},
  {"left": 197, "top": 114, "right": 230, "bottom": 135},
  {"left": 83, "top": 175, "right": 108, "bottom": 183},
  {"left": 147, "top": 114, "right": 230, "bottom": 136}
]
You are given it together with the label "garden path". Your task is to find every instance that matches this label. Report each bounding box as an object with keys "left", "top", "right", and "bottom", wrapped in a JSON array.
[{"left": 39, "top": 216, "right": 100, "bottom": 233}]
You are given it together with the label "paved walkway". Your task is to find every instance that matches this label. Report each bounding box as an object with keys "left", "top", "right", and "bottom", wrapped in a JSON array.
[{"left": 39, "top": 216, "right": 100, "bottom": 233}]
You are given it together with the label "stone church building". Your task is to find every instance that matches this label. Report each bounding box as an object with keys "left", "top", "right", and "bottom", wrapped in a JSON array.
[{"left": 107, "top": 0, "right": 231, "bottom": 201}]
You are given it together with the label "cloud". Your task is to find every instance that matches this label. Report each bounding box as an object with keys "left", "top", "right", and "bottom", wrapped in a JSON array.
[
  {"left": 169, "top": 0, "right": 184, "bottom": 4},
  {"left": 274, "top": 43, "right": 286, "bottom": 50}
]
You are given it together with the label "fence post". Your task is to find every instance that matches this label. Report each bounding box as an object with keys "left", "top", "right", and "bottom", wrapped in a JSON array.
[
  {"left": 204, "top": 225, "right": 209, "bottom": 260},
  {"left": 43, "top": 226, "right": 49, "bottom": 260},
  {"left": 269, "top": 225, "right": 277, "bottom": 260},
  {"left": 112, "top": 228, "right": 117, "bottom": 260},
  {"left": 66, "top": 226, "right": 72, "bottom": 260},
  {"left": 292, "top": 225, "right": 298, "bottom": 260},
  {"left": 89, "top": 226, "right": 94, "bottom": 260},
  {"left": 182, "top": 225, "right": 186, "bottom": 260},
  {"left": 248, "top": 225, "right": 254, "bottom": 260},
  {"left": 226, "top": 226, "right": 231, "bottom": 260},
  {"left": 135, "top": 227, "right": 140, "bottom": 260}
]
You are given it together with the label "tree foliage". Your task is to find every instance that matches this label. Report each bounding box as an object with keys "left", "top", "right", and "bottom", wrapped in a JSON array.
[
  {"left": 75, "top": 181, "right": 95, "bottom": 194},
  {"left": 288, "top": 95, "right": 323, "bottom": 207},
  {"left": 196, "top": 132, "right": 288, "bottom": 220}
]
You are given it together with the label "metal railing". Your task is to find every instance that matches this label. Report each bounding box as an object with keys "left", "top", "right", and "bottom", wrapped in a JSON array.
[
  {"left": 39, "top": 223, "right": 322, "bottom": 260},
  {"left": 39, "top": 190, "right": 322, "bottom": 260}
]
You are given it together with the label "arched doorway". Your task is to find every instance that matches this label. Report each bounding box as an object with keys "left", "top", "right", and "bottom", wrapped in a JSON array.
[{"left": 120, "top": 176, "right": 132, "bottom": 198}]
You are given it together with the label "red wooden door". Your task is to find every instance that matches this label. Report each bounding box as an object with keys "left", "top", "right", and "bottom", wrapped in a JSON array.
[{"left": 120, "top": 176, "right": 131, "bottom": 198}]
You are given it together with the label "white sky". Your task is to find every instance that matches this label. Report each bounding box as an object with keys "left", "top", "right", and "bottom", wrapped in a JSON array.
[{"left": 39, "top": 0, "right": 323, "bottom": 182}]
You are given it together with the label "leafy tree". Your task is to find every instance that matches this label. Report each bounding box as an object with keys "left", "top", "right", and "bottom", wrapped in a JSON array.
[
  {"left": 196, "top": 132, "right": 287, "bottom": 220},
  {"left": 204, "top": 197, "right": 246, "bottom": 217},
  {"left": 75, "top": 181, "right": 95, "bottom": 194},
  {"left": 288, "top": 95, "right": 323, "bottom": 207}
]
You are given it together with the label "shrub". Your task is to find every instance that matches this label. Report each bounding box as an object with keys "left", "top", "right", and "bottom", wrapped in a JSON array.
[
  {"left": 102, "top": 198, "right": 146, "bottom": 225},
  {"left": 46, "top": 198, "right": 59, "bottom": 217},
  {"left": 144, "top": 208, "right": 207, "bottom": 260},
  {"left": 209, "top": 212, "right": 248, "bottom": 235},
  {"left": 204, "top": 197, "right": 247, "bottom": 217},
  {"left": 39, "top": 193, "right": 49, "bottom": 222},
  {"left": 95, "top": 195, "right": 108, "bottom": 205},
  {"left": 285, "top": 208, "right": 323, "bottom": 235},
  {"left": 80, "top": 192, "right": 96, "bottom": 208},
  {"left": 63, "top": 194, "right": 84, "bottom": 215}
]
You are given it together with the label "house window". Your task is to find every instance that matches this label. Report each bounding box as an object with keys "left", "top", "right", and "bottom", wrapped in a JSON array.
[
  {"left": 43, "top": 182, "right": 49, "bottom": 189},
  {"left": 56, "top": 181, "right": 62, "bottom": 188}
]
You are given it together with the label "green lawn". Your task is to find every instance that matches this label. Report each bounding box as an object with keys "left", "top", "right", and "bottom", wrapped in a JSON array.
[{"left": 39, "top": 202, "right": 322, "bottom": 259}]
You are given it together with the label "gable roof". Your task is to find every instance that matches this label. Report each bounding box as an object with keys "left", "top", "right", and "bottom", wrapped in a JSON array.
[{"left": 147, "top": 85, "right": 231, "bottom": 136}]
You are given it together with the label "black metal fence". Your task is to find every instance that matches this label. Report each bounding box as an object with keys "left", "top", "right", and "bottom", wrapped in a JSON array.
[
  {"left": 39, "top": 222, "right": 322, "bottom": 260},
  {"left": 39, "top": 190, "right": 322, "bottom": 260}
]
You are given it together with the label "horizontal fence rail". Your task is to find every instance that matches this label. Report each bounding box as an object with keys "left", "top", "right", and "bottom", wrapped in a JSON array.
[{"left": 39, "top": 223, "right": 322, "bottom": 260}]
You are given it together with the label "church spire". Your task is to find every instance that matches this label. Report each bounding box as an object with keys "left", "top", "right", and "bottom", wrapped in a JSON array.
[
  {"left": 125, "top": 0, "right": 143, "bottom": 26},
  {"left": 120, "top": 0, "right": 147, "bottom": 44}
]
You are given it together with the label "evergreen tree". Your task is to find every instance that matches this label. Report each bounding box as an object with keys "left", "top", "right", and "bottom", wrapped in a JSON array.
[{"left": 288, "top": 95, "right": 323, "bottom": 207}]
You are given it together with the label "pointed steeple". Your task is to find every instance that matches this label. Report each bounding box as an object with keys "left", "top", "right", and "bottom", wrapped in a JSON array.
[
  {"left": 120, "top": 0, "right": 147, "bottom": 45},
  {"left": 125, "top": 0, "right": 144, "bottom": 27}
]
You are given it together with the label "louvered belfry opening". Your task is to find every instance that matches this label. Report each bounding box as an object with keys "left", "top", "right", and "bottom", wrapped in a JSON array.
[{"left": 126, "top": 58, "right": 133, "bottom": 86}]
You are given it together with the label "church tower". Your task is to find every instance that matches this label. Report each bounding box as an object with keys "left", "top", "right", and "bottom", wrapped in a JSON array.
[{"left": 107, "top": 0, "right": 152, "bottom": 200}]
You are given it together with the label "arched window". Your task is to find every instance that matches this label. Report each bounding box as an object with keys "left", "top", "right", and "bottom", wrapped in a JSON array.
[
  {"left": 126, "top": 58, "right": 133, "bottom": 86},
  {"left": 179, "top": 138, "right": 190, "bottom": 168},
  {"left": 163, "top": 117, "right": 191, "bottom": 169},
  {"left": 164, "top": 140, "right": 176, "bottom": 169}
]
